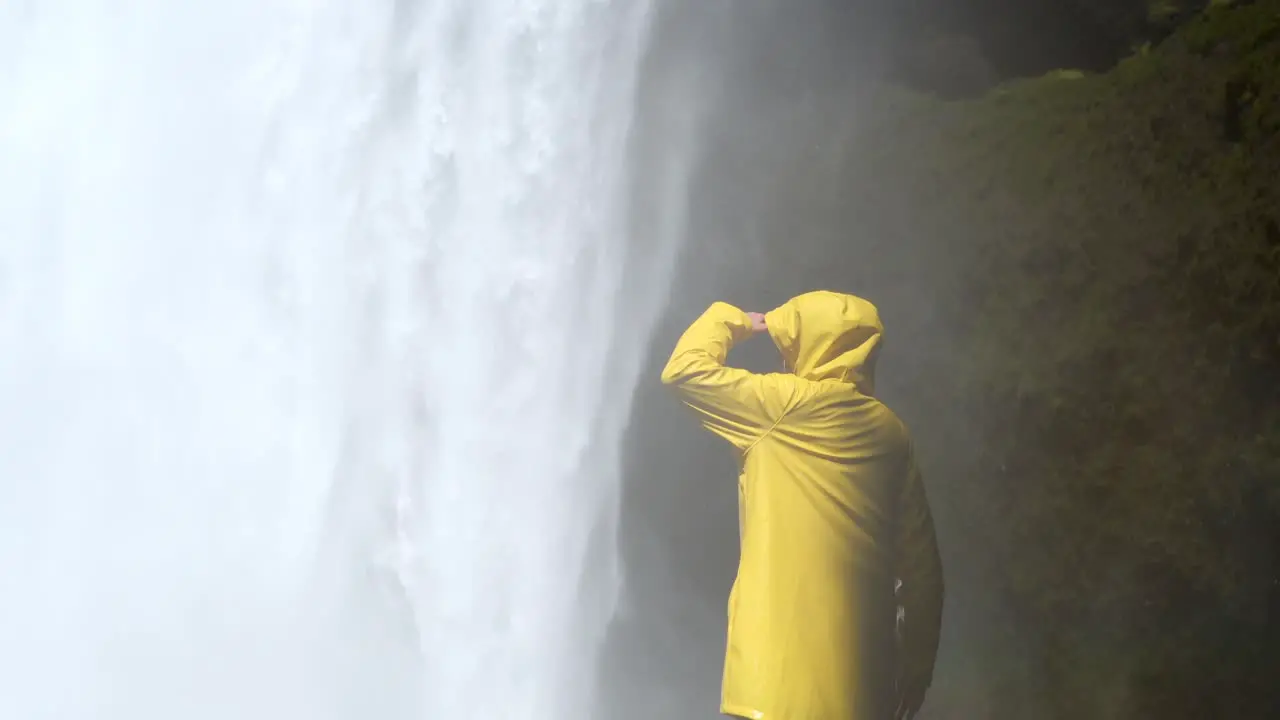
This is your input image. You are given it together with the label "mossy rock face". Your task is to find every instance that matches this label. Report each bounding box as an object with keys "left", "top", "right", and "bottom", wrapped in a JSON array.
[
  {"left": 842, "top": 1, "right": 1280, "bottom": 715},
  {"left": 879, "top": 0, "right": 1223, "bottom": 95}
]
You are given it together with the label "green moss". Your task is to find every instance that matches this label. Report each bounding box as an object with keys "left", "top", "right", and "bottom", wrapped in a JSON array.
[
  {"left": 843, "top": 0, "right": 1280, "bottom": 715},
  {"left": 1044, "top": 68, "right": 1087, "bottom": 80},
  {"left": 1148, "top": 0, "right": 1186, "bottom": 23},
  {"left": 1182, "top": 0, "right": 1280, "bottom": 53}
]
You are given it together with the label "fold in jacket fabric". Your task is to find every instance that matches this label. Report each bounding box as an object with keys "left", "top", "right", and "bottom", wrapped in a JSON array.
[{"left": 660, "top": 291, "right": 944, "bottom": 720}]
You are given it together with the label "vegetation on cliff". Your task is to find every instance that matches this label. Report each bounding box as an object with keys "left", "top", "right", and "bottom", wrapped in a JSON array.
[{"left": 853, "top": 1, "right": 1280, "bottom": 715}]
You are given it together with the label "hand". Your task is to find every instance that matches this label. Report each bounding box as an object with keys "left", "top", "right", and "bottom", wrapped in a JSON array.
[
  {"left": 746, "top": 312, "right": 768, "bottom": 334},
  {"left": 894, "top": 672, "right": 929, "bottom": 720}
]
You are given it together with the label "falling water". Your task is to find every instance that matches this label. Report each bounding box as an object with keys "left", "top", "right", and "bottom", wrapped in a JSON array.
[{"left": 0, "top": 1, "right": 679, "bottom": 718}]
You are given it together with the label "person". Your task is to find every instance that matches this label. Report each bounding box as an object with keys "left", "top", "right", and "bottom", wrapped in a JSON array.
[{"left": 659, "top": 291, "right": 944, "bottom": 720}]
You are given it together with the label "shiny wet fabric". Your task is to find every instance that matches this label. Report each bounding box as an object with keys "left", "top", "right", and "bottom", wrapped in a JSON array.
[{"left": 660, "top": 292, "right": 943, "bottom": 720}]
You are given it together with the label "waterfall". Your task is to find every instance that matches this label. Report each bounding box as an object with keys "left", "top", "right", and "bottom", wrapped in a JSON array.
[{"left": 0, "top": 1, "right": 679, "bottom": 718}]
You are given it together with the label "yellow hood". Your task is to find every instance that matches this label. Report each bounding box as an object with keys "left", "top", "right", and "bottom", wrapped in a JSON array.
[{"left": 765, "top": 290, "right": 883, "bottom": 392}]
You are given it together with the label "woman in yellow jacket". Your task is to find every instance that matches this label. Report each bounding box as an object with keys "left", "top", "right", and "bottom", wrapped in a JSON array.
[{"left": 660, "top": 291, "right": 944, "bottom": 720}]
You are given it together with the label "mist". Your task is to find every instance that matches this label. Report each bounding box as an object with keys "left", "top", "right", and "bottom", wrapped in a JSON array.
[
  {"left": 5, "top": 0, "right": 1272, "bottom": 718},
  {"left": 599, "top": 3, "right": 984, "bottom": 717},
  {"left": 603, "top": 1, "right": 1280, "bottom": 718}
]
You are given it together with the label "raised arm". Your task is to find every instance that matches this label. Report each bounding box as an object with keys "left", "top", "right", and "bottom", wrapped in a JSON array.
[{"left": 659, "top": 302, "right": 795, "bottom": 450}]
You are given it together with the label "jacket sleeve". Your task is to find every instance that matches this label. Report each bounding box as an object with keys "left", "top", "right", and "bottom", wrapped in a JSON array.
[
  {"left": 659, "top": 302, "right": 794, "bottom": 450},
  {"left": 895, "top": 439, "right": 945, "bottom": 685}
]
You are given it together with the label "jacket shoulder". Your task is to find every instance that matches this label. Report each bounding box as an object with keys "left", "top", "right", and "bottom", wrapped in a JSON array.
[{"left": 793, "top": 382, "right": 909, "bottom": 439}]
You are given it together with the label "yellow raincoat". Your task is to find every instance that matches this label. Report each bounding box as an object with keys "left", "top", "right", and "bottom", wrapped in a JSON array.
[{"left": 660, "top": 291, "right": 944, "bottom": 720}]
